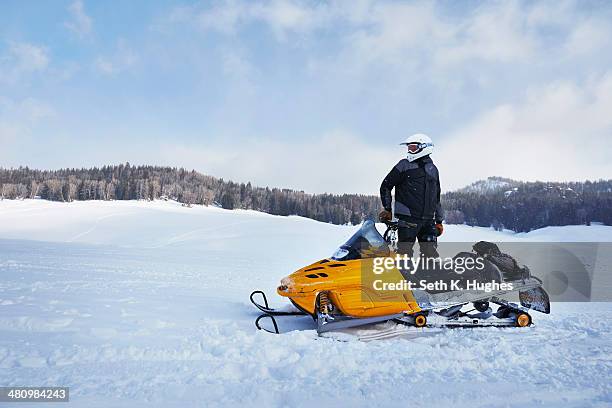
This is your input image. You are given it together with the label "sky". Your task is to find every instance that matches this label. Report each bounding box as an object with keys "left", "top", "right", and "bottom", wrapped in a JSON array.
[{"left": 1, "top": 0, "right": 611, "bottom": 194}]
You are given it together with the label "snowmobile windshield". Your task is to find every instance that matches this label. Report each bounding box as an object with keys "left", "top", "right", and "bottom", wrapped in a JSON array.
[{"left": 331, "top": 220, "right": 390, "bottom": 261}]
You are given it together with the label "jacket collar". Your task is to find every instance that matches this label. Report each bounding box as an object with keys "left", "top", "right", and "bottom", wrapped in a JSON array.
[{"left": 414, "top": 155, "right": 433, "bottom": 165}]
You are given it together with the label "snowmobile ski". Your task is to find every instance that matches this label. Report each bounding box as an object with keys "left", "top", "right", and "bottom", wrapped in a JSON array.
[
  {"left": 254, "top": 313, "right": 280, "bottom": 334},
  {"left": 250, "top": 290, "right": 306, "bottom": 316}
]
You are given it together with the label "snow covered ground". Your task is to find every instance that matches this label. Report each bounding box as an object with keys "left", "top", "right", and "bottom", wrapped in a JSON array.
[{"left": 0, "top": 200, "right": 610, "bottom": 407}]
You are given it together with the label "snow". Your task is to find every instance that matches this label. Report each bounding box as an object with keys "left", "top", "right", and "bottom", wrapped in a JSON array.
[
  {"left": 513, "top": 224, "right": 612, "bottom": 242},
  {"left": 0, "top": 200, "right": 611, "bottom": 407}
]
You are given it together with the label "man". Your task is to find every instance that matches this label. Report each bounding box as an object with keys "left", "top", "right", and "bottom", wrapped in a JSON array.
[{"left": 379, "top": 133, "right": 444, "bottom": 257}]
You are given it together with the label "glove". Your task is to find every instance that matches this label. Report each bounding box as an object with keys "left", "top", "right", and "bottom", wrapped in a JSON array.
[
  {"left": 379, "top": 209, "right": 392, "bottom": 222},
  {"left": 435, "top": 223, "right": 444, "bottom": 236}
]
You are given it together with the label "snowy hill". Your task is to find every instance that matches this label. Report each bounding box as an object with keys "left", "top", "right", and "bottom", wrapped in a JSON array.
[
  {"left": 0, "top": 200, "right": 610, "bottom": 407},
  {"left": 457, "top": 176, "right": 516, "bottom": 194},
  {"left": 2, "top": 199, "right": 611, "bottom": 246}
]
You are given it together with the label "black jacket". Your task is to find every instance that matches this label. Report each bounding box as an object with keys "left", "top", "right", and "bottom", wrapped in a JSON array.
[{"left": 380, "top": 155, "right": 444, "bottom": 222}]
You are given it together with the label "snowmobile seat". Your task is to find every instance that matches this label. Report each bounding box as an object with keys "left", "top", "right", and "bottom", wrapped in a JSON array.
[{"left": 473, "top": 241, "right": 527, "bottom": 281}]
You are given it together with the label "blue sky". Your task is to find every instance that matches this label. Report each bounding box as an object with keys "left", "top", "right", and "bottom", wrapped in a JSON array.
[{"left": 1, "top": 0, "right": 611, "bottom": 193}]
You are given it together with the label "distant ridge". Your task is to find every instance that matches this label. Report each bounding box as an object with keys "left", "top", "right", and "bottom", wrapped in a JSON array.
[{"left": 444, "top": 176, "right": 612, "bottom": 231}]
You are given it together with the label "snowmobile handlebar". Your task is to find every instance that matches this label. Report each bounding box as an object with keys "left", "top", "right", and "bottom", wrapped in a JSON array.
[
  {"left": 382, "top": 219, "right": 404, "bottom": 244},
  {"left": 382, "top": 219, "right": 422, "bottom": 243},
  {"left": 382, "top": 219, "right": 413, "bottom": 230}
]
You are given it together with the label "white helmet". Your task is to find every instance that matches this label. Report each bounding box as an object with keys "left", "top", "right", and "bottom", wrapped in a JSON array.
[{"left": 400, "top": 133, "right": 434, "bottom": 162}]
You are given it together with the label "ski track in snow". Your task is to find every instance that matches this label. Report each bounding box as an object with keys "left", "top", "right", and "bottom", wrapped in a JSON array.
[{"left": 0, "top": 200, "right": 610, "bottom": 408}]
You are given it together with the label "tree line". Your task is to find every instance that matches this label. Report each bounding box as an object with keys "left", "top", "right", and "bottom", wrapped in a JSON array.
[
  {"left": 0, "top": 164, "right": 379, "bottom": 225},
  {"left": 1, "top": 166, "right": 610, "bottom": 231}
]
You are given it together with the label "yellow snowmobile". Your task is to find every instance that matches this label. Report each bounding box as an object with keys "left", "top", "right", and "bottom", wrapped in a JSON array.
[{"left": 251, "top": 220, "right": 550, "bottom": 335}]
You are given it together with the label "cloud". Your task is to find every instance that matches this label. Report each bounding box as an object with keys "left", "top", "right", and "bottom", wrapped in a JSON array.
[
  {"left": 0, "top": 97, "right": 55, "bottom": 151},
  {"left": 166, "top": 1, "right": 582, "bottom": 65},
  {"left": 0, "top": 121, "right": 19, "bottom": 146},
  {"left": 157, "top": 130, "right": 399, "bottom": 194},
  {"left": 564, "top": 19, "right": 612, "bottom": 56},
  {"left": 9, "top": 43, "right": 49, "bottom": 71},
  {"left": 222, "top": 49, "right": 254, "bottom": 80},
  {"left": 166, "top": 0, "right": 612, "bottom": 102},
  {"left": 250, "top": 0, "right": 331, "bottom": 39},
  {"left": 64, "top": 0, "right": 93, "bottom": 38},
  {"left": 344, "top": 2, "right": 448, "bottom": 65},
  {"left": 94, "top": 40, "right": 138, "bottom": 75},
  {"left": 0, "top": 42, "right": 49, "bottom": 84},
  {"left": 157, "top": 65, "right": 605, "bottom": 194},
  {"left": 435, "top": 73, "right": 612, "bottom": 190},
  {"left": 168, "top": 0, "right": 334, "bottom": 40},
  {"left": 153, "top": 66, "right": 612, "bottom": 195},
  {"left": 432, "top": 2, "right": 536, "bottom": 66},
  {"left": 165, "top": 1, "right": 611, "bottom": 99}
]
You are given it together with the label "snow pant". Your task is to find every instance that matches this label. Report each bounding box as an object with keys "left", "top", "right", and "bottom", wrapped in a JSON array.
[{"left": 396, "top": 215, "right": 439, "bottom": 258}]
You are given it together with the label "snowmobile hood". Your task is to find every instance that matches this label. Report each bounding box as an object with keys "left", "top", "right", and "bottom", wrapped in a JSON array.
[
  {"left": 277, "top": 221, "right": 391, "bottom": 298},
  {"left": 277, "top": 258, "right": 366, "bottom": 297}
]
